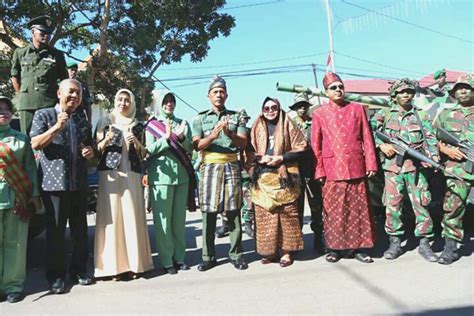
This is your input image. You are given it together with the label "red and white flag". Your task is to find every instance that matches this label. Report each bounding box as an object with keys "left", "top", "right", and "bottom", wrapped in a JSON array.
[{"left": 326, "top": 53, "right": 332, "bottom": 73}]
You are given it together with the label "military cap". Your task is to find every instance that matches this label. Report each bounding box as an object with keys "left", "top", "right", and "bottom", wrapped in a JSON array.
[
  {"left": 208, "top": 75, "right": 226, "bottom": 92},
  {"left": 28, "top": 15, "right": 54, "bottom": 34},
  {"left": 448, "top": 74, "right": 473, "bottom": 97},
  {"left": 433, "top": 69, "right": 446, "bottom": 80},
  {"left": 290, "top": 92, "right": 311, "bottom": 110},
  {"left": 0, "top": 96, "right": 14, "bottom": 112},
  {"left": 66, "top": 62, "right": 78, "bottom": 69},
  {"left": 389, "top": 78, "right": 417, "bottom": 97}
]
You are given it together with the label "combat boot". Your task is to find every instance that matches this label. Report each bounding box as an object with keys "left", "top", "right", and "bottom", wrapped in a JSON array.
[
  {"left": 384, "top": 235, "right": 402, "bottom": 260},
  {"left": 418, "top": 237, "right": 438, "bottom": 262},
  {"left": 438, "top": 238, "right": 459, "bottom": 265}
]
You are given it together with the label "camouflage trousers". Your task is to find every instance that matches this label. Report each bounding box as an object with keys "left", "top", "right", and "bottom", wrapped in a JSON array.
[
  {"left": 442, "top": 178, "right": 472, "bottom": 241},
  {"left": 383, "top": 171, "right": 433, "bottom": 237}
]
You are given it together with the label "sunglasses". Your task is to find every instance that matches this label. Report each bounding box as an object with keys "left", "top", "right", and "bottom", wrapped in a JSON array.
[
  {"left": 263, "top": 105, "right": 279, "bottom": 113},
  {"left": 328, "top": 84, "right": 344, "bottom": 91}
]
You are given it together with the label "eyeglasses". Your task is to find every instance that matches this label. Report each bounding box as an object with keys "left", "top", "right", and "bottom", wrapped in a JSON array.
[
  {"left": 263, "top": 105, "right": 279, "bottom": 113},
  {"left": 328, "top": 84, "right": 344, "bottom": 91}
]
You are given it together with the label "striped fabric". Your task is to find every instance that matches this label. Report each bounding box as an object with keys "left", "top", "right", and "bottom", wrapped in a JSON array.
[
  {"left": 199, "top": 162, "right": 242, "bottom": 213},
  {"left": 0, "top": 140, "right": 32, "bottom": 220}
]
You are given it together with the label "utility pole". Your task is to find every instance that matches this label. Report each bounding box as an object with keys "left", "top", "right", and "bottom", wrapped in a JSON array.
[
  {"left": 324, "top": 0, "right": 336, "bottom": 72},
  {"left": 312, "top": 64, "right": 321, "bottom": 106}
]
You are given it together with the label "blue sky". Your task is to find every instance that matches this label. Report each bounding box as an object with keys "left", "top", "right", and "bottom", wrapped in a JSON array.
[{"left": 150, "top": 0, "right": 473, "bottom": 124}]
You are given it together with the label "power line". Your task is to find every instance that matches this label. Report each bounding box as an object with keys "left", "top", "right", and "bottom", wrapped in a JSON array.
[
  {"left": 153, "top": 76, "right": 200, "bottom": 113},
  {"left": 340, "top": 0, "right": 473, "bottom": 44},
  {"left": 158, "top": 52, "right": 328, "bottom": 71},
  {"left": 223, "top": 0, "right": 285, "bottom": 11}
]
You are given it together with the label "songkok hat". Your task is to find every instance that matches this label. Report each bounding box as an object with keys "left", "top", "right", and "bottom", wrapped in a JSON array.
[
  {"left": 289, "top": 92, "right": 311, "bottom": 110},
  {"left": 28, "top": 15, "right": 54, "bottom": 34},
  {"left": 323, "top": 72, "right": 343, "bottom": 90},
  {"left": 208, "top": 75, "right": 226, "bottom": 92},
  {"left": 0, "top": 96, "right": 14, "bottom": 112},
  {"left": 66, "top": 62, "right": 78, "bottom": 69},
  {"left": 389, "top": 78, "right": 417, "bottom": 97},
  {"left": 433, "top": 69, "right": 446, "bottom": 80},
  {"left": 449, "top": 74, "right": 473, "bottom": 97}
]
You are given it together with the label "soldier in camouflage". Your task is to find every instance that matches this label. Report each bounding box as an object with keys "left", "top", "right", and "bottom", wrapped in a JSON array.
[
  {"left": 434, "top": 74, "right": 473, "bottom": 265},
  {"left": 370, "top": 78, "right": 439, "bottom": 262},
  {"left": 289, "top": 93, "right": 324, "bottom": 252}
]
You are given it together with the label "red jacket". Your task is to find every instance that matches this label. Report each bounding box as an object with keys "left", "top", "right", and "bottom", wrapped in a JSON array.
[{"left": 311, "top": 100, "right": 377, "bottom": 181}]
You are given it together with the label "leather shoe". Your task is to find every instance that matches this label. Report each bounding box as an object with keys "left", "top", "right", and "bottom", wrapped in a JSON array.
[
  {"left": 72, "top": 273, "right": 93, "bottom": 285},
  {"left": 175, "top": 262, "right": 190, "bottom": 271},
  {"left": 50, "top": 278, "right": 65, "bottom": 294},
  {"left": 197, "top": 260, "right": 217, "bottom": 272},
  {"left": 6, "top": 292, "right": 24, "bottom": 303},
  {"left": 231, "top": 258, "right": 248, "bottom": 270},
  {"left": 165, "top": 266, "right": 178, "bottom": 275}
]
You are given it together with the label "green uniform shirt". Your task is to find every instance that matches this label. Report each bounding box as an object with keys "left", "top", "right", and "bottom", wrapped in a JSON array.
[
  {"left": 0, "top": 125, "right": 39, "bottom": 210},
  {"left": 192, "top": 108, "right": 247, "bottom": 154},
  {"left": 146, "top": 115, "right": 193, "bottom": 185},
  {"left": 370, "top": 104, "right": 438, "bottom": 174},
  {"left": 11, "top": 44, "right": 67, "bottom": 111},
  {"left": 434, "top": 103, "right": 474, "bottom": 180}
]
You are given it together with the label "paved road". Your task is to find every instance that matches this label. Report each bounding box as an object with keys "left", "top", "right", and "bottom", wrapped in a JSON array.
[{"left": 1, "top": 208, "right": 473, "bottom": 315}]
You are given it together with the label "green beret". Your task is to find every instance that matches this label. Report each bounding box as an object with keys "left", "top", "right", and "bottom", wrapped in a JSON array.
[
  {"left": 433, "top": 69, "right": 446, "bottom": 80},
  {"left": 67, "top": 62, "right": 78, "bottom": 69}
]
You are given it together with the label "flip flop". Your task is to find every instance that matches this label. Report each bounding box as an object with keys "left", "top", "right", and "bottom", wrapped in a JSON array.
[
  {"left": 354, "top": 252, "right": 374, "bottom": 263},
  {"left": 325, "top": 251, "right": 341, "bottom": 263}
]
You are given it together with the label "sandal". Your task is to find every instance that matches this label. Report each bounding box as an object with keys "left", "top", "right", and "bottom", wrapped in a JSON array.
[
  {"left": 261, "top": 256, "right": 277, "bottom": 264},
  {"left": 279, "top": 254, "right": 293, "bottom": 268},
  {"left": 354, "top": 252, "right": 374, "bottom": 264},
  {"left": 325, "top": 251, "right": 341, "bottom": 263}
]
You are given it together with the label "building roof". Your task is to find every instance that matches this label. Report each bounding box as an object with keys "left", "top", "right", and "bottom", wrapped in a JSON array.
[{"left": 344, "top": 78, "right": 392, "bottom": 95}]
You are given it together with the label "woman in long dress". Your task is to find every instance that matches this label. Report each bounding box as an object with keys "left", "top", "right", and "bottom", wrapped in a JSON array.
[
  {"left": 94, "top": 89, "right": 153, "bottom": 280},
  {"left": 248, "top": 97, "right": 307, "bottom": 267}
]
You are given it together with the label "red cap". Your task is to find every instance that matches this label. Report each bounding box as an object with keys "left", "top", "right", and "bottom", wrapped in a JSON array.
[{"left": 323, "top": 72, "right": 343, "bottom": 89}]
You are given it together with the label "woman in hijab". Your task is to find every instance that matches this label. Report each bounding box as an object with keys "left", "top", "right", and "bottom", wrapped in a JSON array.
[
  {"left": 145, "top": 89, "right": 195, "bottom": 275},
  {"left": 247, "top": 97, "right": 307, "bottom": 267},
  {"left": 94, "top": 89, "right": 153, "bottom": 280}
]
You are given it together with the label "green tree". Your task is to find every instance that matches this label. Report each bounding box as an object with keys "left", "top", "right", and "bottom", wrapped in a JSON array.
[{"left": 0, "top": 0, "right": 235, "bottom": 116}]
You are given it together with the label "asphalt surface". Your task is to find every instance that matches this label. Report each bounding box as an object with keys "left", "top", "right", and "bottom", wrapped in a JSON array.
[{"left": 1, "top": 206, "right": 473, "bottom": 315}]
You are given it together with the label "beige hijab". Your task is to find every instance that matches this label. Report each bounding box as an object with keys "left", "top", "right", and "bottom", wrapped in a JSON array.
[{"left": 108, "top": 88, "right": 137, "bottom": 130}]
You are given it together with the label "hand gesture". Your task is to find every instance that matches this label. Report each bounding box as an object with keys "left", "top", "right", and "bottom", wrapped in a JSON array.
[
  {"left": 366, "top": 170, "right": 376, "bottom": 178},
  {"left": 210, "top": 119, "right": 226, "bottom": 139},
  {"left": 259, "top": 155, "right": 272, "bottom": 164},
  {"left": 165, "top": 119, "right": 172, "bottom": 140},
  {"left": 175, "top": 121, "right": 187, "bottom": 141},
  {"left": 380, "top": 143, "right": 397, "bottom": 158},
  {"left": 81, "top": 144, "right": 94, "bottom": 160},
  {"left": 55, "top": 111, "right": 69, "bottom": 131}
]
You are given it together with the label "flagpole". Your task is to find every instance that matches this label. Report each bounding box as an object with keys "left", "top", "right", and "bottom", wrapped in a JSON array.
[{"left": 324, "top": 0, "right": 336, "bottom": 72}]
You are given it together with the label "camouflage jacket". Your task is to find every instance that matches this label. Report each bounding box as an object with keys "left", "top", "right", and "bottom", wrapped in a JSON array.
[
  {"left": 370, "top": 104, "right": 438, "bottom": 174},
  {"left": 434, "top": 103, "right": 474, "bottom": 180},
  {"left": 291, "top": 115, "right": 314, "bottom": 179}
]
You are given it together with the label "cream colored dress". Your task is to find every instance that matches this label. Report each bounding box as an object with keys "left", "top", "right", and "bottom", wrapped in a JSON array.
[{"left": 94, "top": 128, "right": 153, "bottom": 277}]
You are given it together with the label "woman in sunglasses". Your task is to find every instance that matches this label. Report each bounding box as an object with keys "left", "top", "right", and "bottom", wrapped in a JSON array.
[
  {"left": 311, "top": 72, "right": 378, "bottom": 264},
  {"left": 247, "top": 97, "right": 307, "bottom": 267}
]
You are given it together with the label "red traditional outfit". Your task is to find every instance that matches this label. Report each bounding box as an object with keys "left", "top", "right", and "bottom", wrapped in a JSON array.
[{"left": 311, "top": 97, "right": 378, "bottom": 250}]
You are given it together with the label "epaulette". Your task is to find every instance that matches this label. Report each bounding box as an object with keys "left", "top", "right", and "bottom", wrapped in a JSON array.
[{"left": 198, "top": 109, "right": 209, "bottom": 115}]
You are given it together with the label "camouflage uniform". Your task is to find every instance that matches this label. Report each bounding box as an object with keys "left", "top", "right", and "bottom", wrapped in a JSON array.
[
  {"left": 434, "top": 81, "right": 473, "bottom": 242},
  {"left": 371, "top": 104, "right": 438, "bottom": 238}
]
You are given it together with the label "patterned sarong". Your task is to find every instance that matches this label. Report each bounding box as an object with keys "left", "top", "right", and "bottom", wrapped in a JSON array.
[
  {"left": 322, "top": 178, "right": 375, "bottom": 250},
  {"left": 199, "top": 162, "right": 241, "bottom": 213},
  {"left": 0, "top": 140, "right": 33, "bottom": 220}
]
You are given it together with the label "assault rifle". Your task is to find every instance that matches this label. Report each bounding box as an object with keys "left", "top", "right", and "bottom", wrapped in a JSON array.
[
  {"left": 375, "top": 131, "right": 463, "bottom": 181},
  {"left": 437, "top": 127, "right": 474, "bottom": 174}
]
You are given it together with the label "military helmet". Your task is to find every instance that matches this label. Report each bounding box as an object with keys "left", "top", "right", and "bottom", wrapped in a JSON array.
[
  {"left": 448, "top": 74, "right": 473, "bottom": 97},
  {"left": 389, "top": 78, "right": 417, "bottom": 97},
  {"left": 289, "top": 92, "right": 311, "bottom": 110},
  {"left": 28, "top": 15, "right": 54, "bottom": 34}
]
